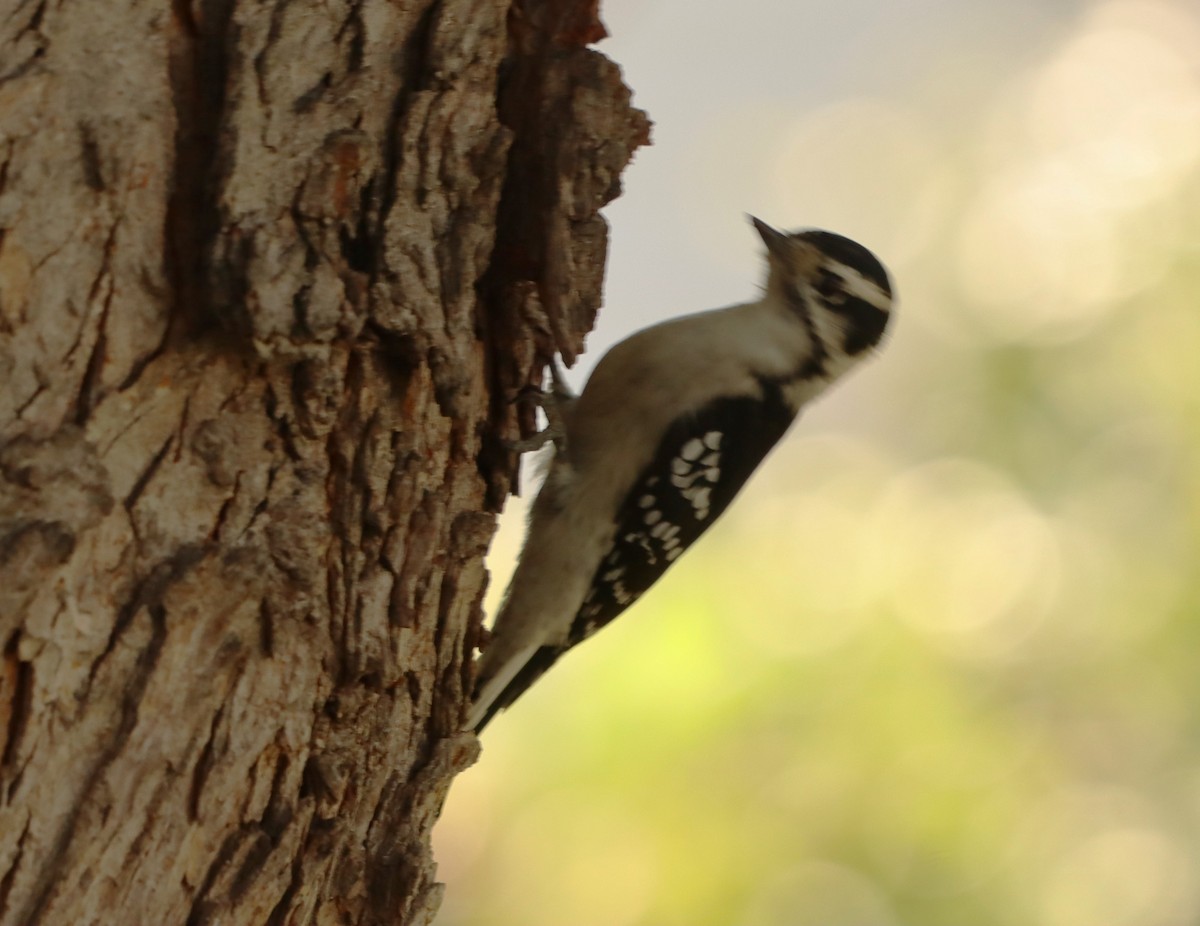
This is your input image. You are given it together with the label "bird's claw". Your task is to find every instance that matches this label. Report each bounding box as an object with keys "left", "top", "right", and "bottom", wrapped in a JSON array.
[{"left": 507, "top": 361, "right": 575, "bottom": 455}]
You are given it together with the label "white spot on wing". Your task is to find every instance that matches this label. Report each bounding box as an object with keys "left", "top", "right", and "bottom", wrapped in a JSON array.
[
  {"left": 704, "top": 431, "right": 722, "bottom": 449},
  {"left": 681, "top": 438, "right": 704, "bottom": 461}
]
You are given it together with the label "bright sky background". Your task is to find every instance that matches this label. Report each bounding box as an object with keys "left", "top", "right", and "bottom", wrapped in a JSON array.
[{"left": 437, "top": 1, "right": 1200, "bottom": 924}]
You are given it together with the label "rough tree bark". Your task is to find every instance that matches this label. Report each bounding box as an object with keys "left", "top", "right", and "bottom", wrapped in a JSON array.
[{"left": 0, "top": 0, "right": 648, "bottom": 922}]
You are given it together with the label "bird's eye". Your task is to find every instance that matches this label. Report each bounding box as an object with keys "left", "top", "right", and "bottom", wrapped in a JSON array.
[{"left": 815, "top": 269, "right": 846, "bottom": 304}]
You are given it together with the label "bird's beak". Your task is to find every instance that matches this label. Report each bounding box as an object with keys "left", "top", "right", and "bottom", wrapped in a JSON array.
[{"left": 749, "top": 215, "right": 789, "bottom": 260}]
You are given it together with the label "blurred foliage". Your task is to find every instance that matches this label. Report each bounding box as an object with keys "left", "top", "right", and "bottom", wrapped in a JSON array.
[{"left": 437, "top": 1, "right": 1200, "bottom": 924}]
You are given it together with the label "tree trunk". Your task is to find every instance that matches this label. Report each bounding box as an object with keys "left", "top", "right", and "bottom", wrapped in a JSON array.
[{"left": 0, "top": 0, "right": 648, "bottom": 922}]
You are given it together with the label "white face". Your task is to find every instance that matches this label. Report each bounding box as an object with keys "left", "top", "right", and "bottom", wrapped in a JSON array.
[{"left": 806, "top": 252, "right": 893, "bottom": 359}]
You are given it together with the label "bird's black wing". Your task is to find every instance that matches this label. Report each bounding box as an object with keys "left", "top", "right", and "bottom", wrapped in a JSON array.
[{"left": 568, "top": 382, "right": 795, "bottom": 643}]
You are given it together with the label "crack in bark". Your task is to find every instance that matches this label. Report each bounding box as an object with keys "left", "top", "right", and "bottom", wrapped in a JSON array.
[
  {"left": 227, "top": 830, "right": 275, "bottom": 904},
  {"left": 166, "top": 0, "right": 238, "bottom": 335},
  {"left": 1, "top": 633, "right": 32, "bottom": 774},
  {"left": 337, "top": 0, "right": 366, "bottom": 74},
  {"left": 0, "top": 0, "right": 47, "bottom": 84},
  {"left": 78, "top": 124, "right": 105, "bottom": 192},
  {"left": 263, "top": 379, "right": 303, "bottom": 462},
  {"left": 241, "top": 488, "right": 272, "bottom": 545},
  {"left": 187, "top": 704, "right": 223, "bottom": 822},
  {"left": 185, "top": 826, "right": 248, "bottom": 926},
  {"left": 15, "top": 604, "right": 169, "bottom": 925},
  {"left": 172, "top": 388, "right": 193, "bottom": 457},
  {"left": 88, "top": 545, "right": 208, "bottom": 693},
  {"left": 0, "top": 814, "right": 30, "bottom": 922},
  {"left": 73, "top": 219, "right": 121, "bottom": 424},
  {"left": 73, "top": 305, "right": 110, "bottom": 425},
  {"left": 262, "top": 847, "right": 305, "bottom": 926},
  {"left": 95, "top": 396, "right": 159, "bottom": 456},
  {"left": 257, "top": 598, "right": 274, "bottom": 658},
  {"left": 13, "top": 380, "right": 46, "bottom": 421},
  {"left": 123, "top": 433, "right": 174, "bottom": 513},
  {"left": 207, "top": 472, "right": 240, "bottom": 543},
  {"left": 258, "top": 750, "right": 294, "bottom": 845},
  {"left": 115, "top": 319, "right": 173, "bottom": 393}
]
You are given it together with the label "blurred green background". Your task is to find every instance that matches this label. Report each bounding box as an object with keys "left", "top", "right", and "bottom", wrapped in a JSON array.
[{"left": 436, "top": 0, "right": 1200, "bottom": 923}]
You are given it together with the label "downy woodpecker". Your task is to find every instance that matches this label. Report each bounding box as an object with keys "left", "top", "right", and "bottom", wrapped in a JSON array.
[{"left": 467, "top": 217, "right": 894, "bottom": 731}]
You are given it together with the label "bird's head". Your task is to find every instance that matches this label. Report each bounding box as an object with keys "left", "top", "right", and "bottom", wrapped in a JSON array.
[{"left": 751, "top": 216, "right": 895, "bottom": 361}]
